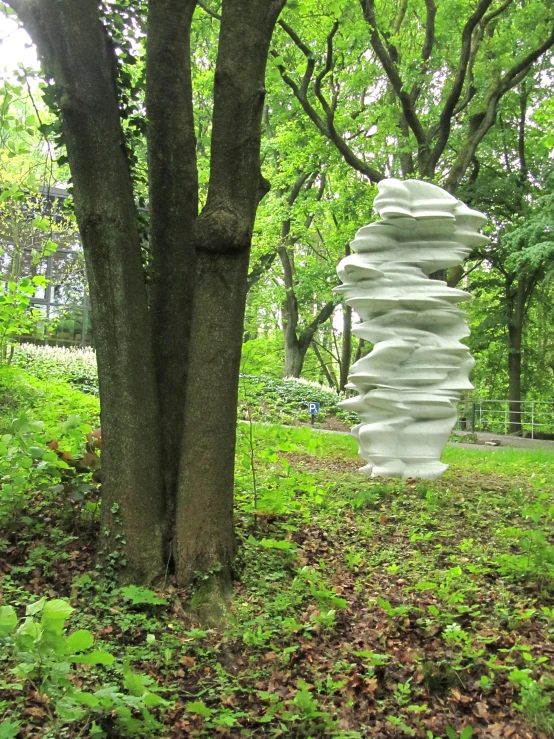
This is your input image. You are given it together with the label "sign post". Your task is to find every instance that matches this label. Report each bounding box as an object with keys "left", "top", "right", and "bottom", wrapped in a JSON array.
[{"left": 308, "top": 402, "right": 320, "bottom": 426}]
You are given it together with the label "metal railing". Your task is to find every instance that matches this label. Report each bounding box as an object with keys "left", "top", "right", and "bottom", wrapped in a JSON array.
[{"left": 456, "top": 400, "right": 554, "bottom": 438}]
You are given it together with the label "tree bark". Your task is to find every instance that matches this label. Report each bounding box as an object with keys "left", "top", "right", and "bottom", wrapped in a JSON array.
[
  {"left": 10, "top": 0, "right": 166, "bottom": 583},
  {"left": 340, "top": 304, "right": 352, "bottom": 392},
  {"left": 283, "top": 329, "right": 310, "bottom": 377},
  {"left": 282, "top": 299, "right": 336, "bottom": 378},
  {"left": 507, "top": 278, "right": 525, "bottom": 435},
  {"left": 278, "top": 240, "right": 336, "bottom": 378},
  {"left": 146, "top": 0, "right": 198, "bottom": 544},
  {"left": 175, "top": 0, "right": 287, "bottom": 597}
]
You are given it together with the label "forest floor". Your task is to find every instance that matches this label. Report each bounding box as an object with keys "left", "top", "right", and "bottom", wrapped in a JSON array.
[{"left": 2, "top": 419, "right": 554, "bottom": 738}]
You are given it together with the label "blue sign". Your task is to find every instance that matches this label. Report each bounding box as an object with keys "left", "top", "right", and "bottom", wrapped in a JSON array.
[{"left": 308, "top": 402, "right": 320, "bottom": 415}]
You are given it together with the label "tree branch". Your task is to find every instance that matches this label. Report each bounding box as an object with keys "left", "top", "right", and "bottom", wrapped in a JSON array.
[
  {"left": 421, "top": 0, "right": 436, "bottom": 61},
  {"left": 275, "top": 22, "right": 384, "bottom": 183},
  {"left": 196, "top": 0, "right": 221, "bottom": 20},
  {"left": 430, "top": 0, "right": 496, "bottom": 171},
  {"left": 393, "top": 0, "right": 408, "bottom": 36},
  {"left": 313, "top": 20, "right": 339, "bottom": 121},
  {"left": 359, "top": 0, "right": 429, "bottom": 161},
  {"left": 445, "top": 23, "right": 554, "bottom": 191},
  {"left": 304, "top": 299, "right": 337, "bottom": 336},
  {"left": 311, "top": 341, "right": 339, "bottom": 390},
  {"left": 304, "top": 171, "right": 326, "bottom": 230},
  {"left": 246, "top": 250, "right": 277, "bottom": 291}
]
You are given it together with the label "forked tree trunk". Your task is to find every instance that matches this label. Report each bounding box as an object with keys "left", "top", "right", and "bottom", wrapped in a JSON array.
[
  {"left": 281, "top": 277, "right": 336, "bottom": 378},
  {"left": 11, "top": 0, "right": 287, "bottom": 597}
]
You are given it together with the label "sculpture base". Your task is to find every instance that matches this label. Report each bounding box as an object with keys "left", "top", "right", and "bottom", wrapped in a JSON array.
[{"left": 359, "top": 457, "right": 448, "bottom": 480}]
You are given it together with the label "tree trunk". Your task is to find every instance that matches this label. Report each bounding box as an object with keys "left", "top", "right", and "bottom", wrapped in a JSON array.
[
  {"left": 10, "top": 0, "right": 288, "bottom": 600},
  {"left": 175, "top": 248, "right": 248, "bottom": 605},
  {"left": 175, "top": 0, "right": 286, "bottom": 599},
  {"left": 283, "top": 330, "right": 310, "bottom": 377},
  {"left": 339, "top": 303, "right": 352, "bottom": 392},
  {"left": 146, "top": 0, "right": 198, "bottom": 544},
  {"left": 11, "top": 0, "right": 166, "bottom": 583},
  {"left": 507, "top": 279, "right": 525, "bottom": 435}
]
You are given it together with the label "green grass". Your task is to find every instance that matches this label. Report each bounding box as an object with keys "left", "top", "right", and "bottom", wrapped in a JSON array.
[{"left": 443, "top": 444, "right": 554, "bottom": 470}]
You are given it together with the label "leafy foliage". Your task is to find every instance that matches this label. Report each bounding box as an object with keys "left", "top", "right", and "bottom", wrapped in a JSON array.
[
  {"left": 0, "top": 597, "right": 169, "bottom": 736},
  {"left": 11, "top": 344, "right": 99, "bottom": 394},
  {"left": 2, "top": 387, "right": 554, "bottom": 735},
  {"left": 0, "top": 365, "right": 99, "bottom": 523}
]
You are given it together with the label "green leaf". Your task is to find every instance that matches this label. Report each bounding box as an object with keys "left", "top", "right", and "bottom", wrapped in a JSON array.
[
  {"left": 16, "top": 617, "right": 40, "bottom": 639},
  {"left": 41, "top": 599, "right": 74, "bottom": 632},
  {"left": 460, "top": 727, "right": 473, "bottom": 739},
  {"left": 0, "top": 718, "right": 21, "bottom": 739},
  {"left": 66, "top": 629, "right": 94, "bottom": 653},
  {"left": 26, "top": 597, "right": 46, "bottom": 616},
  {"left": 415, "top": 581, "right": 437, "bottom": 591},
  {"left": 186, "top": 700, "right": 212, "bottom": 718},
  {"left": 73, "top": 650, "right": 115, "bottom": 666},
  {"left": 31, "top": 216, "right": 49, "bottom": 231},
  {"left": 143, "top": 692, "right": 169, "bottom": 707},
  {"left": 445, "top": 728, "right": 457, "bottom": 739},
  {"left": 124, "top": 667, "right": 149, "bottom": 696},
  {"left": 259, "top": 538, "right": 296, "bottom": 550},
  {"left": 72, "top": 691, "right": 100, "bottom": 708},
  {"left": 0, "top": 606, "right": 17, "bottom": 637},
  {"left": 55, "top": 697, "right": 84, "bottom": 722},
  {"left": 119, "top": 585, "right": 167, "bottom": 606}
]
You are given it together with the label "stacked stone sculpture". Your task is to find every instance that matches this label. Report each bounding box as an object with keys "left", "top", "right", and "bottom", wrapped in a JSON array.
[{"left": 335, "top": 179, "right": 487, "bottom": 480}]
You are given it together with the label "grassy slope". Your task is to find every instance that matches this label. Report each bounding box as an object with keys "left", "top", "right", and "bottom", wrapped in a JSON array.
[{"left": 2, "top": 407, "right": 554, "bottom": 737}]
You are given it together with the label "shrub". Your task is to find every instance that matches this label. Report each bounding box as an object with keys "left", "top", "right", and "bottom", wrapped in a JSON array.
[
  {"left": 0, "top": 366, "right": 100, "bottom": 523},
  {"left": 0, "top": 596, "right": 169, "bottom": 736},
  {"left": 11, "top": 344, "right": 99, "bottom": 394},
  {"left": 239, "top": 374, "right": 357, "bottom": 425}
]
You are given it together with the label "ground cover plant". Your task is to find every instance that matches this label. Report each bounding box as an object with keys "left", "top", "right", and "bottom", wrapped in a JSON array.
[
  {"left": 11, "top": 345, "right": 355, "bottom": 429},
  {"left": 2, "top": 369, "right": 554, "bottom": 737},
  {"left": 10, "top": 345, "right": 99, "bottom": 396}
]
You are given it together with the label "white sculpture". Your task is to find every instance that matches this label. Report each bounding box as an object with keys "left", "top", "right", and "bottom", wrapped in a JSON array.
[{"left": 335, "top": 179, "right": 487, "bottom": 480}]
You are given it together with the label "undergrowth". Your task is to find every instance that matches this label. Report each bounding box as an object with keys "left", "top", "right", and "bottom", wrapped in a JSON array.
[{"left": 2, "top": 366, "right": 554, "bottom": 737}]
